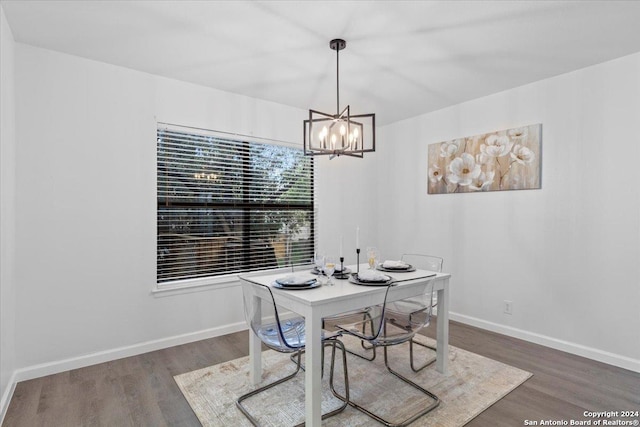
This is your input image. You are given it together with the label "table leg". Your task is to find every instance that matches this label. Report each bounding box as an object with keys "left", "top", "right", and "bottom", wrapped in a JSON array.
[
  {"left": 249, "top": 295, "right": 262, "bottom": 385},
  {"left": 436, "top": 277, "right": 449, "bottom": 374},
  {"left": 305, "top": 313, "right": 323, "bottom": 426}
]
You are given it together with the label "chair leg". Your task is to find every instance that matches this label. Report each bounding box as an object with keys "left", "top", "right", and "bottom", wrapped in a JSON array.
[
  {"left": 290, "top": 350, "right": 304, "bottom": 369},
  {"left": 240, "top": 343, "right": 349, "bottom": 427},
  {"left": 236, "top": 350, "right": 303, "bottom": 426},
  {"left": 288, "top": 347, "right": 326, "bottom": 377},
  {"left": 314, "top": 314, "right": 377, "bottom": 362},
  {"left": 384, "top": 314, "right": 435, "bottom": 372},
  {"left": 409, "top": 338, "right": 436, "bottom": 372},
  {"left": 321, "top": 340, "right": 350, "bottom": 420},
  {"left": 293, "top": 340, "right": 350, "bottom": 427},
  {"left": 381, "top": 345, "right": 440, "bottom": 427},
  {"left": 344, "top": 312, "right": 377, "bottom": 361},
  {"left": 291, "top": 316, "right": 362, "bottom": 370},
  {"left": 330, "top": 342, "right": 439, "bottom": 427}
]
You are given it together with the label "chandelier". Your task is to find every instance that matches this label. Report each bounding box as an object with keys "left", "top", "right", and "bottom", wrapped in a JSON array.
[{"left": 304, "top": 39, "right": 375, "bottom": 159}]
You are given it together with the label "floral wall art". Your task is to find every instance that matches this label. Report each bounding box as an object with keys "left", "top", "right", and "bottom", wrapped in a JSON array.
[{"left": 427, "top": 124, "right": 541, "bottom": 194}]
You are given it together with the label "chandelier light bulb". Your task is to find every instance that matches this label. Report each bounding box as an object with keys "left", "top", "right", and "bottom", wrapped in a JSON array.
[{"left": 318, "top": 126, "right": 328, "bottom": 148}]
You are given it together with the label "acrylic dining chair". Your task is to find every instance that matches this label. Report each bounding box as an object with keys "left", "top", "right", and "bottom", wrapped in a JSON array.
[
  {"left": 393, "top": 253, "right": 444, "bottom": 372},
  {"left": 328, "top": 254, "right": 444, "bottom": 367},
  {"left": 236, "top": 276, "right": 350, "bottom": 426},
  {"left": 333, "top": 279, "right": 440, "bottom": 427}
]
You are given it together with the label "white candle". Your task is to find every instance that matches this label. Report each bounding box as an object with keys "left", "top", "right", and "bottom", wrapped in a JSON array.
[{"left": 356, "top": 226, "right": 360, "bottom": 249}]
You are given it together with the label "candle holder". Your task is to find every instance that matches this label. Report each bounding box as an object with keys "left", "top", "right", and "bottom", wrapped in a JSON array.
[
  {"left": 356, "top": 248, "right": 360, "bottom": 274},
  {"left": 334, "top": 256, "right": 349, "bottom": 280}
]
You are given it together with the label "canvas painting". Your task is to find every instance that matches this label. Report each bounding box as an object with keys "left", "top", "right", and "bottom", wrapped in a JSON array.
[{"left": 427, "top": 124, "right": 541, "bottom": 194}]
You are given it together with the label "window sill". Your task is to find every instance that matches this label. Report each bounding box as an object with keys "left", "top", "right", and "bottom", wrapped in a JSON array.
[
  {"left": 151, "top": 266, "right": 300, "bottom": 297},
  {"left": 151, "top": 274, "right": 242, "bottom": 297}
]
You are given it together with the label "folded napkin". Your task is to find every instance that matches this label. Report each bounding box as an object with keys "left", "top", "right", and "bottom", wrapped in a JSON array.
[
  {"left": 382, "top": 260, "right": 409, "bottom": 269},
  {"left": 357, "top": 270, "right": 388, "bottom": 282}
]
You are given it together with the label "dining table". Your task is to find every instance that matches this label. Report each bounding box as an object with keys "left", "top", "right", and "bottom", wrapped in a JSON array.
[{"left": 239, "top": 263, "right": 451, "bottom": 427}]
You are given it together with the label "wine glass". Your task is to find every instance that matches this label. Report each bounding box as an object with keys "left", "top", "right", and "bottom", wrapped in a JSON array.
[
  {"left": 323, "top": 256, "right": 336, "bottom": 286},
  {"left": 366, "top": 247, "right": 379, "bottom": 270},
  {"left": 314, "top": 252, "right": 325, "bottom": 274}
]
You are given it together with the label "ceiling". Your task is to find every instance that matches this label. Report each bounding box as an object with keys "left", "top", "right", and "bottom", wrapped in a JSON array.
[{"left": 3, "top": 0, "right": 640, "bottom": 126}]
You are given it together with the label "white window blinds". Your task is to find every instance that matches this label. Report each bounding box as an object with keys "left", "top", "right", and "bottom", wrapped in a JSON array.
[{"left": 157, "top": 124, "right": 315, "bottom": 284}]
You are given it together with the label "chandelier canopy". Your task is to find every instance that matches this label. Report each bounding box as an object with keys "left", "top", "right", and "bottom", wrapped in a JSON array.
[{"left": 304, "top": 39, "right": 375, "bottom": 159}]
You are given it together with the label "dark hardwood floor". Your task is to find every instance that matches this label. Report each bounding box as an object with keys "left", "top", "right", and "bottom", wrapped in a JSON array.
[{"left": 3, "top": 319, "right": 639, "bottom": 426}]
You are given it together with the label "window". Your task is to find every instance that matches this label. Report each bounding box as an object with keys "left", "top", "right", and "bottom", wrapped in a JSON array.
[{"left": 157, "top": 124, "right": 315, "bottom": 285}]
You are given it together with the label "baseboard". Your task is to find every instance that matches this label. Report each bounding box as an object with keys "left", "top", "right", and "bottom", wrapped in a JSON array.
[
  {"left": 0, "top": 371, "right": 17, "bottom": 426},
  {"left": 450, "top": 312, "right": 640, "bottom": 373},
  {"left": 12, "top": 321, "right": 248, "bottom": 384}
]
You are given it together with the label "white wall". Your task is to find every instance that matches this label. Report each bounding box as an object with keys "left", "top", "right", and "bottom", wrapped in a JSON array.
[
  {"left": 0, "top": 4, "right": 18, "bottom": 419},
  {"left": 376, "top": 53, "right": 640, "bottom": 370},
  {"left": 314, "top": 153, "right": 380, "bottom": 264},
  {"left": 12, "top": 43, "right": 309, "bottom": 376}
]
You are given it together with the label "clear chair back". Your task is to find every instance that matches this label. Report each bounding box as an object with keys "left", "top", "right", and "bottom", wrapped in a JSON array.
[
  {"left": 401, "top": 254, "right": 443, "bottom": 272},
  {"left": 381, "top": 279, "right": 435, "bottom": 345},
  {"left": 339, "top": 279, "right": 434, "bottom": 346},
  {"left": 240, "top": 279, "right": 306, "bottom": 352}
]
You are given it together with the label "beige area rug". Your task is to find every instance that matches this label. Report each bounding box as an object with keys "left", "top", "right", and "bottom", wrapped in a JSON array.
[{"left": 175, "top": 334, "right": 531, "bottom": 426}]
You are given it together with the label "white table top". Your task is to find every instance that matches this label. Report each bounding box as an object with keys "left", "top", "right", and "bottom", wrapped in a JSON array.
[{"left": 242, "top": 264, "right": 448, "bottom": 308}]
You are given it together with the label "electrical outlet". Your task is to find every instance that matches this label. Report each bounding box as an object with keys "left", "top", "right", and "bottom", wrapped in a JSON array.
[{"left": 504, "top": 300, "right": 513, "bottom": 315}]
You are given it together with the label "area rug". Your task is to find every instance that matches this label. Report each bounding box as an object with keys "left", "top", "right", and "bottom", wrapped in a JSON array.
[{"left": 174, "top": 334, "right": 531, "bottom": 426}]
